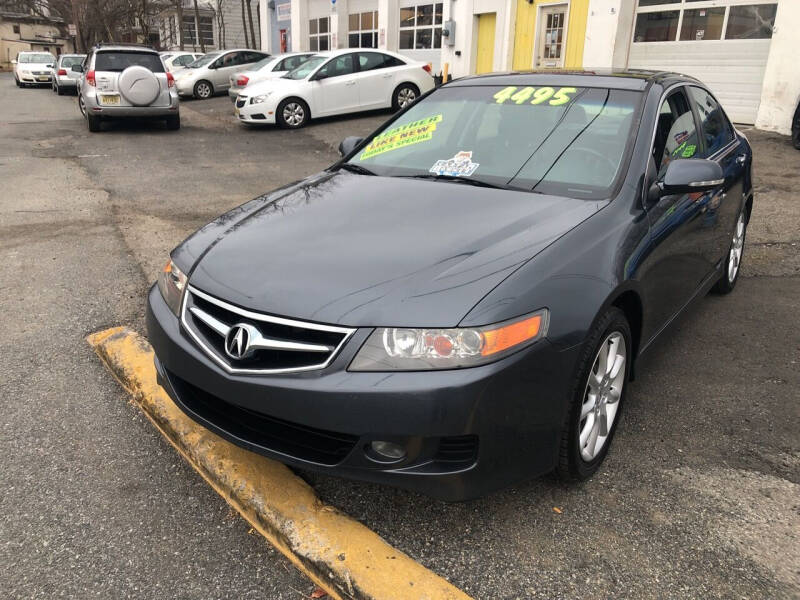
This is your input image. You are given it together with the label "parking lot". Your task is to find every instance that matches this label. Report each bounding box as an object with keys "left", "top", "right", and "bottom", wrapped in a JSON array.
[{"left": 1, "top": 73, "right": 798, "bottom": 599}]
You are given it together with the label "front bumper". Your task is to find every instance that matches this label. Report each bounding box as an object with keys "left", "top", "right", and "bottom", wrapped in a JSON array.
[
  {"left": 146, "top": 285, "right": 579, "bottom": 500},
  {"left": 234, "top": 96, "right": 277, "bottom": 125},
  {"left": 19, "top": 72, "right": 51, "bottom": 83}
]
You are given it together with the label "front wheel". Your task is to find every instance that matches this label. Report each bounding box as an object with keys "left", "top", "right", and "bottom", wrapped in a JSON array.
[
  {"left": 792, "top": 102, "right": 800, "bottom": 150},
  {"left": 557, "top": 308, "right": 631, "bottom": 480},
  {"left": 392, "top": 83, "right": 419, "bottom": 111},
  {"left": 712, "top": 208, "right": 747, "bottom": 294},
  {"left": 15, "top": 76, "right": 21, "bottom": 87},
  {"left": 276, "top": 98, "right": 309, "bottom": 129},
  {"left": 193, "top": 80, "right": 213, "bottom": 100}
]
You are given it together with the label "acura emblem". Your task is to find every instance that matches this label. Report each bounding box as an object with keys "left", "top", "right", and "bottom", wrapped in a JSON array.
[{"left": 225, "top": 323, "right": 258, "bottom": 360}]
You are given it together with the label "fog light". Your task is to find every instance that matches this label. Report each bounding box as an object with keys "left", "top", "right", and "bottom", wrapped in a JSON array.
[{"left": 369, "top": 440, "right": 406, "bottom": 461}]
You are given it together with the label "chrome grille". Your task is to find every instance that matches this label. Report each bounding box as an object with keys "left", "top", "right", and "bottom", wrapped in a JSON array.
[{"left": 181, "top": 286, "right": 355, "bottom": 374}]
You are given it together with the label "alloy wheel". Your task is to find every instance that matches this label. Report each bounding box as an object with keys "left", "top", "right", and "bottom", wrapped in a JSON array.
[
  {"left": 283, "top": 102, "right": 305, "bottom": 127},
  {"left": 579, "top": 332, "right": 626, "bottom": 462},
  {"left": 728, "top": 212, "right": 746, "bottom": 283},
  {"left": 397, "top": 87, "right": 416, "bottom": 108},
  {"left": 196, "top": 82, "right": 212, "bottom": 99}
]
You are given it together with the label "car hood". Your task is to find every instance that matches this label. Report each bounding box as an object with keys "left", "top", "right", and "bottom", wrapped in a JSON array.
[
  {"left": 242, "top": 76, "right": 300, "bottom": 95},
  {"left": 187, "top": 172, "right": 604, "bottom": 327}
]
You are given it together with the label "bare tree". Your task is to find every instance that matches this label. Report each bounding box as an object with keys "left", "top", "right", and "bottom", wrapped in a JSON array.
[
  {"left": 244, "top": 0, "right": 255, "bottom": 49},
  {"left": 192, "top": 0, "right": 205, "bottom": 52},
  {"left": 240, "top": 0, "right": 248, "bottom": 48}
]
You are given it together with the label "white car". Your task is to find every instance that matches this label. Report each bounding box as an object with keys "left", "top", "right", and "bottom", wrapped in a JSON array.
[
  {"left": 228, "top": 52, "right": 314, "bottom": 101},
  {"left": 234, "top": 49, "right": 435, "bottom": 128},
  {"left": 13, "top": 51, "right": 56, "bottom": 87},
  {"left": 174, "top": 49, "right": 269, "bottom": 99},
  {"left": 161, "top": 52, "right": 204, "bottom": 73}
]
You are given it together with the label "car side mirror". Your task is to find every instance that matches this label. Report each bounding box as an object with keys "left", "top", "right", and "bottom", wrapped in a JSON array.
[
  {"left": 338, "top": 136, "right": 364, "bottom": 157},
  {"left": 311, "top": 71, "right": 327, "bottom": 81},
  {"left": 71, "top": 64, "right": 83, "bottom": 73},
  {"left": 652, "top": 159, "right": 724, "bottom": 199}
]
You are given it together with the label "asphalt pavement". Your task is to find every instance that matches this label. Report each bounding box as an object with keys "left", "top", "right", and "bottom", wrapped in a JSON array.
[{"left": 1, "top": 74, "right": 798, "bottom": 599}]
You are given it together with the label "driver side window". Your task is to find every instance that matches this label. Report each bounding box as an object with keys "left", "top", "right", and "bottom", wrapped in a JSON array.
[
  {"left": 316, "top": 54, "right": 355, "bottom": 79},
  {"left": 652, "top": 88, "right": 698, "bottom": 176}
]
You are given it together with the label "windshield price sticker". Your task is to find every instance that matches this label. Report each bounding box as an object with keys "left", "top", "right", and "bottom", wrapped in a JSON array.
[
  {"left": 493, "top": 86, "right": 578, "bottom": 106},
  {"left": 360, "top": 115, "right": 443, "bottom": 160}
]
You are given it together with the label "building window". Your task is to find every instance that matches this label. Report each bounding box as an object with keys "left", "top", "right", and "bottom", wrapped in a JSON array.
[
  {"left": 309, "top": 17, "right": 330, "bottom": 51},
  {"left": 634, "top": 1, "right": 777, "bottom": 43},
  {"left": 349, "top": 11, "right": 378, "bottom": 48},
  {"left": 399, "top": 3, "right": 443, "bottom": 50},
  {"left": 182, "top": 15, "right": 214, "bottom": 46},
  {"left": 13, "top": 24, "right": 20, "bottom": 34}
]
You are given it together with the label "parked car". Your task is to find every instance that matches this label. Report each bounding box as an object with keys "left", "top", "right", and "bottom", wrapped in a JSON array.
[
  {"left": 792, "top": 98, "right": 800, "bottom": 150},
  {"left": 228, "top": 52, "right": 313, "bottom": 102},
  {"left": 234, "top": 49, "right": 434, "bottom": 128},
  {"left": 174, "top": 49, "right": 269, "bottom": 99},
  {"left": 148, "top": 71, "right": 753, "bottom": 500},
  {"left": 74, "top": 44, "right": 180, "bottom": 132},
  {"left": 12, "top": 51, "right": 56, "bottom": 87},
  {"left": 161, "top": 52, "right": 204, "bottom": 73},
  {"left": 51, "top": 54, "right": 86, "bottom": 95}
]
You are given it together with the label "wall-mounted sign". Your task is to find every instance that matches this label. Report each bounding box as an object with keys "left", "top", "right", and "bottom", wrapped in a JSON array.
[
  {"left": 68, "top": 24, "right": 77, "bottom": 36},
  {"left": 276, "top": 2, "right": 290, "bottom": 21}
]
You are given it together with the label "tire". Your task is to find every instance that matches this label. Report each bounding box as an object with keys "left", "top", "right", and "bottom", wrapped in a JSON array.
[
  {"left": 52, "top": 81, "right": 57, "bottom": 93},
  {"left": 193, "top": 80, "right": 213, "bottom": 100},
  {"left": 165, "top": 114, "right": 181, "bottom": 130},
  {"left": 57, "top": 85, "right": 65, "bottom": 96},
  {"left": 78, "top": 94, "right": 86, "bottom": 117},
  {"left": 15, "top": 76, "right": 21, "bottom": 87},
  {"left": 557, "top": 308, "right": 632, "bottom": 481},
  {"left": 276, "top": 98, "right": 309, "bottom": 129},
  {"left": 712, "top": 207, "right": 748, "bottom": 294},
  {"left": 792, "top": 101, "right": 800, "bottom": 150},
  {"left": 392, "top": 83, "right": 420, "bottom": 111},
  {"left": 87, "top": 113, "right": 101, "bottom": 132}
]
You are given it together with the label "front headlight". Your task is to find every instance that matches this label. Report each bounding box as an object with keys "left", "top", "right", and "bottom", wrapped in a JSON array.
[
  {"left": 349, "top": 309, "right": 549, "bottom": 371},
  {"left": 157, "top": 258, "right": 187, "bottom": 317},
  {"left": 251, "top": 92, "right": 273, "bottom": 104}
]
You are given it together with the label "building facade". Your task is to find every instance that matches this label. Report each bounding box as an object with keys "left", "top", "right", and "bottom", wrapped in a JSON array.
[
  {"left": 157, "top": 0, "right": 261, "bottom": 52},
  {"left": 1, "top": 5, "right": 74, "bottom": 70},
  {"left": 256, "top": 0, "right": 797, "bottom": 132}
]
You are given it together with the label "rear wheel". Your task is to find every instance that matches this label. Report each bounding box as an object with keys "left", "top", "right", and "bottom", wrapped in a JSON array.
[
  {"left": 392, "top": 83, "right": 419, "bottom": 111},
  {"left": 792, "top": 101, "right": 800, "bottom": 150},
  {"left": 56, "top": 85, "right": 65, "bottom": 96},
  {"left": 87, "top": 113, "right": 101, "bottom": 132},
  {"left": 165, "top": 114, "right": 181, "bottom": 130},
  {"left": 557, "top": 308, "right": 631, "bottom": 481},
  {"left": 52, "top": 81, "right": 57, "bottom": 93},
  {"left": 193, "top": 80, "right": 213, "bottom": 100},
  {"left": 276, "top": 98, "right": 309, "bottom": 129}
]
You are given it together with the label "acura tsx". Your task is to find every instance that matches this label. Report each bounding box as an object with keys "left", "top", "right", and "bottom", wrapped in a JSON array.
[{"left": 147, "top": 71, "right": 753, "bottom": 501}]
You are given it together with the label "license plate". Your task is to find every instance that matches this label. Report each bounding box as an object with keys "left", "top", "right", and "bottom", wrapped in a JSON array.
[
  {"left": 37, "top": 76, "right": 49, "bottom": 81},
  {"left": 100, "top": 95, "right": 120, "bottom": 105}
]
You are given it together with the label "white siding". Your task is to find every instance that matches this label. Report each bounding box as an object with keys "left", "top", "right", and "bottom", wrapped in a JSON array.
[{"left": 628, "top": 39, "right": 771, "bottom": 125}]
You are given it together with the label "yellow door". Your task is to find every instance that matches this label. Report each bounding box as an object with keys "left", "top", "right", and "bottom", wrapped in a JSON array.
[{"left": 475, "top": 13, "right": 496, "bottom": 74}]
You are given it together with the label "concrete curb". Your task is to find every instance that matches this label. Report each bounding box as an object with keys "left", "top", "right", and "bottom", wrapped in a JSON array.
[{"left": 87, "top": 326, "right": 472, "bottom": 600}]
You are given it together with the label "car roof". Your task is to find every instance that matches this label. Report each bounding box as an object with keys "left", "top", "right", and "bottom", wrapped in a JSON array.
[
  {"left": 446, "top": 69, "right": 702, "bottom": 92},
  {"left": 94, "top": 45, "right": 159, "bottom": 54},
  {"left": 311, "top": 48, "right": 412, "bottom": 61}
]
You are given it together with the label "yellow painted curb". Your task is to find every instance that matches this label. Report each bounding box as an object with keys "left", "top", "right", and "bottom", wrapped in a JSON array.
[{"left": 87, "top": 327, "right": 472, "bottom": 600}]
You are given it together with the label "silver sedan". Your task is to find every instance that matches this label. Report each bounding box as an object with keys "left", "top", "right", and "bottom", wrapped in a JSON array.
[{"left": 52, "top": 54, "right": 86, "bottom": 95}]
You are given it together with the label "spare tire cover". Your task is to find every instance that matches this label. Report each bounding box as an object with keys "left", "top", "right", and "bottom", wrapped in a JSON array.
[{"left": 118, "top": 65, "right": 160, "bottom": 106}]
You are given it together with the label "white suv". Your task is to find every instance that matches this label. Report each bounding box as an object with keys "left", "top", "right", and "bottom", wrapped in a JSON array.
[
  {"left": 13, "top": 51, "right": 56, "bottom": 87},
  {"left": 75, "top": 44, "right": 180, "bottom": 132}
]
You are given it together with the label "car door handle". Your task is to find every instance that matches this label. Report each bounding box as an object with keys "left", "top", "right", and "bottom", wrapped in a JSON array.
[
  {"left": 382, "top": 74, "right": 392, "bottom": 78},
  {"left": 735, "top": 154, "right": 746, "bottom": 165},
  {"left": 345, "top": 80, "right": 356, "bottom": 86}
]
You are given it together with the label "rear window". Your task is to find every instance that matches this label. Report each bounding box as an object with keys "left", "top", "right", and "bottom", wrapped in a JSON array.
[
  {"left": 61, "top": 56, "right": 84, "bottom": 68},
  {"left": 95, "top": 51, "right": 164, "bottom": 73}
]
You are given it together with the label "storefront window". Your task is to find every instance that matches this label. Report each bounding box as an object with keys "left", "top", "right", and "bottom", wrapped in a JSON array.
[
  {"left": 309, "top": 17, "right": 330, "bottom": 51},
  {"left": 399, "top": 3, "right": 444, "bottom": 50},
  {"left": 634, "top": 11, "right": 679, "bottom": 42},
  {"left": 349, "top": 11, "right": 378, "bottom": 48},
  {"left": 679, "top": 7, "right": 725, "bottom": 41},
  {"left": 726, "top": 4, "right": 777, "bottom": 39}
]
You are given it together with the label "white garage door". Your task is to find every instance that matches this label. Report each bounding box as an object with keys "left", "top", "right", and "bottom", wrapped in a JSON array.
[{"left": 628, "top": 1, "right": 778, "bottom": 125}]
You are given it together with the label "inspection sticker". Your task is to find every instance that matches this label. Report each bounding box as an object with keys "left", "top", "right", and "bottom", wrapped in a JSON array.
[
  {"left": 360, "top": 114, "right": 443, "bottom": 160},
  {"left": 429, "top": 150, "right": 479, "bottom": 177}
]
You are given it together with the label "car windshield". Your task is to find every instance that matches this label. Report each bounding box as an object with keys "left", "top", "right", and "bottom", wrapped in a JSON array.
[
  {"left": 188, "top": 53, "right": 219, "bottom": 68},
  {"left": 95, "top": 51, "right": 165, "bottom": 73},
  {"left": 20, "top": 53, "right": 54, "bottom": 64},
  {"left": 283, "top": 56, "right": 326, "bottom": 80},
  {"left": 61, "top": 56, "right": 84, "bottom": 68},
  {"left": 347, "top": 84, "right": 642, "bottom": 199}
]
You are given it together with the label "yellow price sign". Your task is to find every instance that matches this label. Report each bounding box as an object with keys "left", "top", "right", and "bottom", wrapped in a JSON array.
[{"left": 493, "top": 86, "right": 578, "bottom": 106}]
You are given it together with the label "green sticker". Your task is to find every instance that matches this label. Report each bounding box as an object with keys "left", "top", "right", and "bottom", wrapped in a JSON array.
[
  {"left": 494, "top": 86, "right": 578, "bottom": 106},
  {"left": 360, "top": 115, "right": 443, "bottom": 160}
]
